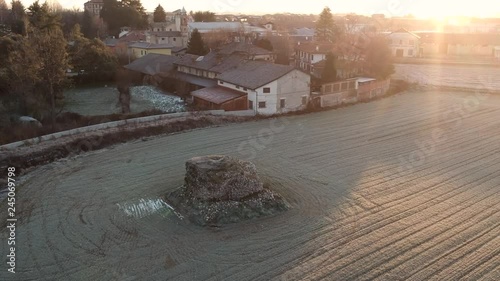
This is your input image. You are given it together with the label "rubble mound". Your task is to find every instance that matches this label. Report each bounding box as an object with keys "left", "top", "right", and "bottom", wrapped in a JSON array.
[{"left": 166, "top": 155, "right": 289, "bottom": 226}]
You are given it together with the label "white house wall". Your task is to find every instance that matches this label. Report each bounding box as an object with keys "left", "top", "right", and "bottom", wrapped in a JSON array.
[
  {"left": 388, "top": 33, "right": 420, "bottom": 57},
  {"left": 276, "top": 70, "right": 310, "bottom": 113},
  {"left": 218, "top": 70, "right": 310, "bottom": 115}
]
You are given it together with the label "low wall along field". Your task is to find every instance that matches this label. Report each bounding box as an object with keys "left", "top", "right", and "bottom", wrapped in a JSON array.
[{"left": 318, "top": 79, "right": 391, "bottom": 108}]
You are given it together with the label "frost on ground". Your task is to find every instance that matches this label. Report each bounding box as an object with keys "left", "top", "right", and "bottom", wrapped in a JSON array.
[
  {"left": 130, "top": 86, "right": 186, "bottom": 113},
  {"left": 3, "top": 90, "right": 499, "bottom": 280},
  {"left": 64, "top": 85, "right": 185, "bottom": 116}
]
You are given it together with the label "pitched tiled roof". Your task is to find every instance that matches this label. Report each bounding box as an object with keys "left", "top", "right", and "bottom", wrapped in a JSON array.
[
  {"left": 390, "top": 28, "right": 420, "bottom": 39},
  {"left": 191, "top": 86, "right": 246, "bottom": 104},
  {"left": 294, "top": 42, "right": 335, "bottom": 54},
  {"left": 215, "top": 42, "right": 273, "bottom": 56},
  {"left": 217, "top": 61, "right": 296, "bottom": 90},
  {"left": 124, "top": 54, "right": 179, "bottom": 75},
  {"left": 174, "top": 52, "right": 247, "bottom": 73},
  {"left": 174, "top": 72, "right": 217, "bottom": 88},
  {"left": 149, "top": 31, "right": 182, "bottom": 37},
  {"left": 118, "top": 31, "right": 146, "bottom": 42},
  {"left": 129, "top": 42, "right": 174, "bottom": 49},
  {"left": 291, "top": 27, "right": 315, "bottom": 37},
  {"left": 174, "top": 42, "right": 273, "bottom": 72},
  {"left": 188, "top": 22, "right": 243, "bottom": 33}
]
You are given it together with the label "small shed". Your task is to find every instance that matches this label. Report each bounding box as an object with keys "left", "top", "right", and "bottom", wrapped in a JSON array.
[{"left": 191, "top": 86, "right": 248, "bottom": 111}]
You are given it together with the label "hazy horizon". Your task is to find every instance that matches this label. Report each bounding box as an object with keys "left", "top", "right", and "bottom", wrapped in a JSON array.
[{"left": 16, "top": 0, "right": 500, "bottom": 19}]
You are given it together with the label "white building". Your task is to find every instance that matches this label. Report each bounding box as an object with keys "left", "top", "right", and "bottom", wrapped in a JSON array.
[
  {"left": 216, "top": 61, "right": 310, "bottom": 115},
  {"left": 294, "top": 43, "right": 334, "bottom": 74},
  {"left": 188, "top": 22, "right": 243, "bottom": 37},
  {"left": 148, "top": 8, "right": 189, "bottom": 47},
  {"left": 146, "top": 31, "right": 185, "bottom": 47},
  {"left": 387, "top": 28, "right": 421, "bottom": 58}
]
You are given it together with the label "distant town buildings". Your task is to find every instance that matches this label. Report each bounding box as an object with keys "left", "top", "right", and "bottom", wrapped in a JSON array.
[
  {"left": 294, "top": 43, "right": 334, "bottom": 74},
  {"left": 417, "top": 32, "right": 500, "bottom": 57},
  {"left": 125, "top": 42, "right": 310, "bottom": 114}
]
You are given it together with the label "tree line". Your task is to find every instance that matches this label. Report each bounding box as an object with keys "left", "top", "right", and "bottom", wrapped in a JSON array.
[{"left": 0, "top": 1, "right": 118, "bottom": 125}]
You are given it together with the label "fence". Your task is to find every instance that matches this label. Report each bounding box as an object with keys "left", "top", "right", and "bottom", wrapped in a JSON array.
[{"left": 315, "top": 79, "right": 391, "bottom": 108}]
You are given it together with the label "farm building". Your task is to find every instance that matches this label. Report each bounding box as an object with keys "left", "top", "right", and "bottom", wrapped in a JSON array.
[
  {"left": 191, "top": 86, "right": 247, "bottom": 111},
  {"left": 217, "top": 61, "right": 310, "bottom": 114},
  {"left": 387, "top": 28, "right": 421, "bottom": 58}
]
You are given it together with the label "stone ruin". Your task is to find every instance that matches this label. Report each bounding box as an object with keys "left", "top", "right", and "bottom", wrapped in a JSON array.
[{"left": 166, "top": 155, "right": 289, "bottom": 226}]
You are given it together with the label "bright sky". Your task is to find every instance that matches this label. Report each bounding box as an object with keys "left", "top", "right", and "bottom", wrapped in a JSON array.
[{"left": 19, "top": 0, "right": 500, "bottom": 18}]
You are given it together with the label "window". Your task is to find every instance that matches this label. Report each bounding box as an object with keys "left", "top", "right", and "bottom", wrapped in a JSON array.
[
  {"left": 333, "top": 84, "right": 340, "bottom": 92},
  {"left": 249, "top": 101, "right": 254, "bottom": 109},
  {"left": 280, "top": 99, "right": 286, "bottom": 109},
  {"left": 243, "top": 87, "right": 247, "bottom": 91},
  {"left": 236, "top": 86, "right": 240, "bottom": 89},
  {"left": 161, "top": 38, "right": 165, "bottom": 41},
  {"left": 302, "top": 96, "right": 308, "bottom": 105},
  {"left": 311, "top": 55, "right": 314, "bottom": 61},
  {"left": 408, "top": 49, "right": 413, "bottom": 56},
  {"left": 173, "top": 38, "right": 177, "bottom": 41},
  {"left": 219, "top": 81, "right": 224, "bottom": 84},
  {"left": 259, "top": 101, "right": 266, "bottom": 108},
  {"left": 263, "top": 87, "right": 271, "bottom": 93}
]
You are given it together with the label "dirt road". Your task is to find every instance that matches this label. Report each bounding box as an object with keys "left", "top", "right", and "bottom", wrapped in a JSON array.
[{"left": 1, "top": 90, "right": 499, "bottom": 280}]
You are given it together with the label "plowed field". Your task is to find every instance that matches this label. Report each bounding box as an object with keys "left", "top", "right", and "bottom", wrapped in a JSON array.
[{"left": 1, "top": 90, "right": 499, "bottom": 280}]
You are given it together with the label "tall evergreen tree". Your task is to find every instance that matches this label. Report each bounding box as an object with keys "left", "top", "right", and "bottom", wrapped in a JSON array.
[
  {"left": 101, "top": 0, "right": 147, "bottom": 36},
  {"left": 27, "top": 1, "right": 60, "bottom": 31},
  {"left": 153, "top": 4, "right": 166, "bottom": 22},
  {"left": 315, "top": 7, "right": 338, "bottom": 43},
  {"left": 193, "top": 11, "right": 216, "bottom": 22},
  {"left": 187, "top": 29, "right": 208, "bottom": 56},
  {"left": 81, "top": 10, "right": 96, "bottom": 39},
  {"left": 321, "top": 52, "right": 337, "bottom": 82},
  {"left": 9, "top": 0, "right": 27, "bottom": 35}
]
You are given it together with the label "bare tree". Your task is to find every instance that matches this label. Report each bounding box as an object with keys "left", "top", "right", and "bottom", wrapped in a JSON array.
[
  {"left": 116, "top": 68, "right": 133, "bottom": 114},
  {"left": 203, "top": 29, "right": 236, "bottom": 49},
  {"left": 45, "top": 0, "right": 63, "bottom": 13}
]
